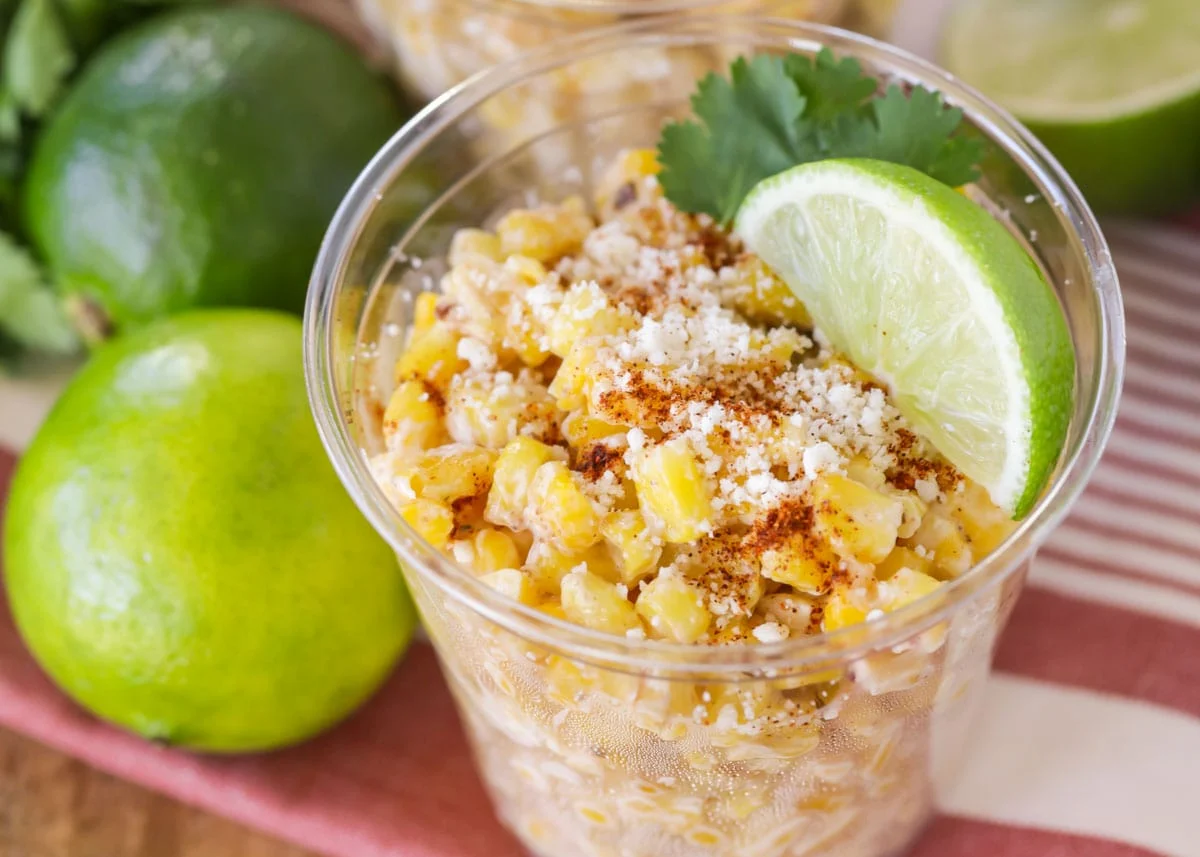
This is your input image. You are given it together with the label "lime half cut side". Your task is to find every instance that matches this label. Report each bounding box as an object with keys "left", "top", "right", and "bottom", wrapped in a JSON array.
[
  {"left": 939, "top": 0, "right": 1200, "bottom": 214},
  {"left": 735, "top": 159, "right": 1074, "bottom": 517}
]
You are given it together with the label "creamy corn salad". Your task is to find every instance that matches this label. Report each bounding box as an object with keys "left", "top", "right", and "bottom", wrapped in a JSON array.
[{"left": 368, "top": 150, "right": 1018, "bottom": 857}]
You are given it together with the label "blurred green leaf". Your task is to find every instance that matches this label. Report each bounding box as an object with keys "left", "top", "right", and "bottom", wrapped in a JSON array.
[
  {"left": 0, "top": 230, "right": 78, "bottom": 353},
  {"left": 5, "top": 0, "right": 76, "bottom": 117}
]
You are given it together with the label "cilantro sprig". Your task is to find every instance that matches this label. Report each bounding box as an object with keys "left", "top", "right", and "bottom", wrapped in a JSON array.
[{"left": 656, "top": 49, "right": 984, "bottom": 226}]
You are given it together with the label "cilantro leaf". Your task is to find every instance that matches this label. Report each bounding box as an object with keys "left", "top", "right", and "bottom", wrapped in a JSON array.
[
  {"left": 783, "top": 49, "right": 876, "bottom": 122},
  {"left": 831, "top": 85, "right": 983, "bottom": 188},
  {"left": 655, "top": 50, "right": 985, "bottom": 220},
  {"left": 657, "top": 55, "right": 819, "bottom": 226},
  {"left": 0, "top": 231, "right": 78, "bottom": 354},
  {"left": 5, "top": 0, "right": 76, "bottom": 117}
]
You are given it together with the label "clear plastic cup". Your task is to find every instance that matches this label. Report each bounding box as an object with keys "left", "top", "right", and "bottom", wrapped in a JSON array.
[{"left": 305, "top": 18, "right": 1123, "bottom": 857}]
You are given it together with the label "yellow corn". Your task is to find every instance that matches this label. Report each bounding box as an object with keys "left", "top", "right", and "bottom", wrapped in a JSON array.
[
  {"left": 562, "top": 410, "right": 625, "bottom": 450},
  {"left": 410, "top": 444, "right": 497, "bottom": 503},
  {"left": 907, "top": 508, "right": 973, "bottom": 578},
  {"left": 525, "top": 541, "right": 619, "bottom": 596},
  {"left": 442, "top": 261, "right": 506, "bottom": 345},
  {"left": 759, "top": 536, "right": 838, "bottom": 595},
  {"left": 394, "top": 323, "right": 467, "bottom": 391},
  {"left": 721, "top": 256, "right": 812, "bottom": 328},
  {"left": 821, "top": 586, "right": 870, "bottom": 632},
  {"left": 412, "top": 291, "right": 440, "bottom": 336},
  {"left": 381, "top": 380, "right": 444, "bottom": 453},
  {"left": 896, "top": 493, "right": 928, "bottom": 539},
  {"left": 526, "top": 460, "right": 602, "bottom": 552},
  {"left": 631, "top": 439, "right": 714, "bottom": 543},
  {"left": 400, "top": 499, "right": 454, "bottom": 549},
  {"left": 951, "top": 481, "right": 1017, "bottom": 556},
  {"left": 874, "top": 546, "right": 935, "bottom": 580},
  {"left": 495, "top": 196, "right": 594, "bottom": 263},
  {"left": 467, "top": 528, "right": 522, "bottom": 573},
  {"left": 445, "top": 372, "right": 556, "bottom": 450},
  {"left": 884, "top": 567, "right": 942, "bottom": 611},
  {"left": 595, "top": 148, "right": 659, "bottom": 214},
  {"left": 812, "top": 473, "right": 905, "bottom": 564},
  {"left": 478, "top": 568, "right": 539, "bottom": 605},
  {"left": 547, "top": 282, "right": 634, "bottom": 357},
  {"left": 485, "top": 437, "right": 566, "bottom": 530},
  {"left": 845, "top": 455, "right": 887, "bottom": 491},
  {"left": 600, "top": 510, "right": 661, "bottom": 585},
  {"left": 448, "top": 228, "right": 503, "bottom": 267},
  {"left": 560, "top": 570, "right": 639, "bottom": 634},
  {"left": 546, "top": 342, "right": 597, "bottom": 411},
  {"left": 636, "top": 574, "right": 710, "bottom": 643}
]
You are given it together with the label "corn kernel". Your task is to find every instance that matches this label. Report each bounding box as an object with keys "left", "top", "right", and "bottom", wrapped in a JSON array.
[
  {"left": 495, "top": 196, "right": 593, "bottom": 263},
  {"left": 448, "top": 228, "right": 502, "bottom": 266},
  {"left": 600, "top": 510, "right": 661, "bottom": 585},
  {"left": 907, "top": 508, "right": 973, "bottom": 578},
  {"left": 547, "top": 282, "right": 634, "bottom": 357},
  {"left": 478, "top": 568, "right": 539, "bottom": 605},
  {"left": 382, "top": 380, "right": 444, "bottom": 453},
  {"left": 547, "top": 342, "right": 597, "bottom": 411},
  {"left": 758, "top": 592, "right": 815, "bottom": 632},
  {"left": 595, "top": 148, "right": 659, "bottom": 213},
  {"left": 394, "top": 323, "right": 467, "bottom": 391},
  {"left": 468, "top": 528, "right": 522, "bottom": 573},
  {"left": 759, "top": 536, "right": 838, "bottom": 595},
  {"left": 952, "top": 481, "right": 1017, "bottom": 556},
  {"left": 812, "top": 473, "right": 904, "bottom": 564},
  {"left": 896, "top": 493, "right": 928, "bottom": 539},
  {"left": 486, "top": 437, "right": 567, "bottom": 530},
  {"left": 636, "top": 574, "right": 710, "bottom": 643},
  {"left": 561, "top": 570, "right": 639, "bottom": 634},
  {"left": 874, "top": 546, "right": 934, "bottom": 581},
  {"left": 720, "top": 256, "right": 812, "bottom": 328},
  {"left": 631, "top": 439, "right": 714, "bottom": 543},
  {"left": 526, "top": 541, "right": 618, "bottom": 595},
  {"left": 822, "top": 586, "right": 870, "bottom": 632},
  {"left": 527, "top": 461, "right": 602, "bottom": 552},
  {"left": 400, "top": 499, "right": 454, "bottom": 549},
  {"left": 884, "top": 567, "right": 942, "bottom": 610},
  {"left": 562, "top": 410, "right": 625, "bottom": 450},
  {"left": 445, "top": 370, "right": 557, "bottom": 450},
  {"left": 442, "top": 262, "right": 506, "bottom": 346},
  {"left": 411, "top": 444, "right": 496, "bottom": 503},
  {"left": 412, "top": 292, "right": 439, "bottom": 335}
]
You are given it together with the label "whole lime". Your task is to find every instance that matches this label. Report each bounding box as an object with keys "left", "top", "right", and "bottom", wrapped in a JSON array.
[
  {"left": 3, "top": 310, "right": 415, "bottom": 752},
  {"left": 23, "top": 5, "right": 406, "bottom": 333}
]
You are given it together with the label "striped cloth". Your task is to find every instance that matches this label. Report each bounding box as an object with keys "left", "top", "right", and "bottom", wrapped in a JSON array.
[{"left": 0, "top": 224, "right": 1195, "bottom": 857}]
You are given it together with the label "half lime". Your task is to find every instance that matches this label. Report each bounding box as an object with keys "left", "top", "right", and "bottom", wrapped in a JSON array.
[
  {"left": 736, "top": 159, "right": 1074, "bottom": 517},
  {"left": 940, "top": 0, "right": 1200, "bottom": 215}
]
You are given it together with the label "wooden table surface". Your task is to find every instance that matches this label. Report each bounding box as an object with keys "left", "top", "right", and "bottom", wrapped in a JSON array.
[{"left": 0, "top": 726, "right": 317, "bottom": 857}]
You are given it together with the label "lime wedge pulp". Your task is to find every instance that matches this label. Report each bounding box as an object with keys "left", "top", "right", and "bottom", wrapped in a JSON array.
[
  {"left": 735, "top": 159, "right": 1074, "bottom": 517},
  {"left": 939, "top": 0, "right": 1200, "bottom": 215}
]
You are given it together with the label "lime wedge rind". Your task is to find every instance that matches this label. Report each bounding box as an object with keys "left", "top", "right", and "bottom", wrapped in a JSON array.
[{"left": 736, "top": 159, "right": 1074, "bottom": 517}]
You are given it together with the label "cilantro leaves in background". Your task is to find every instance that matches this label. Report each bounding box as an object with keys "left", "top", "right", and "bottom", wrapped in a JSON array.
[
  {"left": 0, "top": 231, "right": 76, "bottom": 354},
  {"left": 656, "top": 48, "right": 985, "bottom": 226},
  {"left": 0, "top": 0, "right": 183, "bottom": 366}
]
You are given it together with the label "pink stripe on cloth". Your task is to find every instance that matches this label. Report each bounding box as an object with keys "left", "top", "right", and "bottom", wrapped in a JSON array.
[
  {"left": 997, "top": 587, "right": 1200, "bottom": 717},
  {"left": 912, "top": 816, "right": 1169, "bottom": 857}
]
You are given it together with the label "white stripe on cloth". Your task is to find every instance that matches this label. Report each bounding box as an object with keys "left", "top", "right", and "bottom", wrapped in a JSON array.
[
  {"left": 1049, "top": 528, "right": 1200, "bottom": 590},
  {"left": 940, "top": 675, "right": 1200, "bottom": 857},
  {"left": 1030, "top": 558, "right": 1200, "bottom": 629}
]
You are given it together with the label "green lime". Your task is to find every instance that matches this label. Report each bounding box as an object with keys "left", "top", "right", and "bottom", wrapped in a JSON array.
[
  {"left": 940, "top": 0, "right": 1200, "bottom": 215},
  {"left": 23, "top": 5, "right": 408, "bottom": 334},
  {"left": 736, "top": 159, "right": 1074, "bottom": 517},
  {"left": 3, "top": 310, "right": 415, "bottom": 752}
]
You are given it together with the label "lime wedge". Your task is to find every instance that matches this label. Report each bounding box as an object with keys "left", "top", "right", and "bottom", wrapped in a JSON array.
[
  {"left": 939, "top": 0, "right": 1200, "bottom": 215},
  {"left": 735, "top": 159, "right": 1074, "bottom": 517}
]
